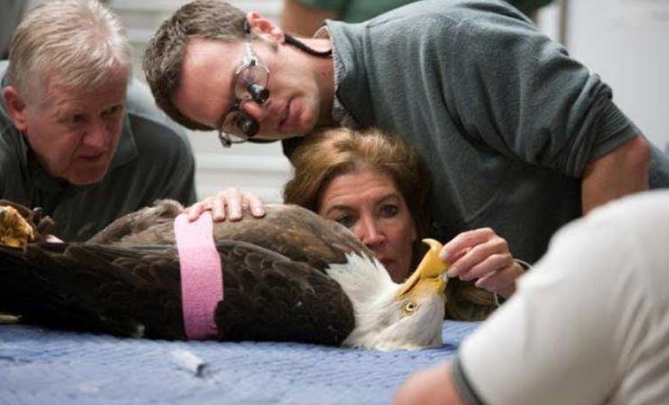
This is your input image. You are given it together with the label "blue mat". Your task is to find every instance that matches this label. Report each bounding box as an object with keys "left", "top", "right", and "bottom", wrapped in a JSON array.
[{"left": 0, "top": 321, "right": 478, "bottom": 405}]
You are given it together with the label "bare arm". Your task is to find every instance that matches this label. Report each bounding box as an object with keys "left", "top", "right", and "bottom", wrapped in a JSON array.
[
  {"left": 393, "top": 362, "right": 466, "bottom": 405},
  {"left": 279, "top": 0, "right": 339, "bottom": 37},
  {"left": 581, "top": 135, "right": 650, "bottom": 214}
]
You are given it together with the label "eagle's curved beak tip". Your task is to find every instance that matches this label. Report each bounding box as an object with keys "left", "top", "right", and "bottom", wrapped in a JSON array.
[
  {"left": 396, "top": 238, "right": 448, "bottom": 299},
  {"left": 416, "top": 238, "right": 448, "bottom": 279}
]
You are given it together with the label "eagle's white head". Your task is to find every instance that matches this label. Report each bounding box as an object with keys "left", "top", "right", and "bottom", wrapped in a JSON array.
[{"left": 326, "top": 239, "right": 448, "bottom": 351}]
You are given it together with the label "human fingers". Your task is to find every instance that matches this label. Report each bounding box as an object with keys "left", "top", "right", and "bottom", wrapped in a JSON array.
[
  {"left": 188, "top": 189, "right": 265, "bottom": 222},
  {"left": 210, "top": 188, "right": 266, "bottom": 222},
  {"left": 446, "top": 231, "right": 508, "bottom": 278},
  {"left": 475, "top": 260, "right": 523, "bottom": 297},
  {"left": 216, "top": 188, "right": 243, "bottom": 221},
  {"left": 244, "top": 192, "right": 266, "bottom": 218},
  {"left": 456, "top": 251, "right": 513, "bottom": 281},
  {"left": 186, "top": 201, "right": 209, "bottom": 222},
  {"left": 440, "top": 228, "right": 497, "bottom": 264}
]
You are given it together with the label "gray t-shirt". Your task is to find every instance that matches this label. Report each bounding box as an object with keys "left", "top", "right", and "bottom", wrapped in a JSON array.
[
  {"left": 0, "top": 61, "right": 197, "bottom": 241},
  {"left": 321, "top": 0, "right": 669, "bottom": 263}
]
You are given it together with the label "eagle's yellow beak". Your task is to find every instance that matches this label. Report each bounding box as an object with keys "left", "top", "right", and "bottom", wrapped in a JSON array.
[
  {"left": 0, "top": 205, "right": 35, "bottom": 248},
  {"left": 396, "top": 238, "right": 448, "bottom": 299}
]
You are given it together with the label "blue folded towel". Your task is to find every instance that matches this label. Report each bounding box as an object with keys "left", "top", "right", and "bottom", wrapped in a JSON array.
[{"left": 0, "top": 321, "right": 479, "bottom": 405}]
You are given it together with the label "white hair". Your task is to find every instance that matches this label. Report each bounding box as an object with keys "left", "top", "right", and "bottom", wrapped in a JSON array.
[{"left": 5, "top": 0, "right": 131, "bottom": 101}]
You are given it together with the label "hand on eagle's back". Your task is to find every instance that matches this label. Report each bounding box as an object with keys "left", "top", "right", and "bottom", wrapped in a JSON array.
[{"left": 185, "top": 187, "right": 266, "bottom": 222}]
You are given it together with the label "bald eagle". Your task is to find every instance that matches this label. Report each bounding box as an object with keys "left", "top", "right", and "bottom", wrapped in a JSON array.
[{"left": 0, "top": 200, "right": 447, "bottom": 351}]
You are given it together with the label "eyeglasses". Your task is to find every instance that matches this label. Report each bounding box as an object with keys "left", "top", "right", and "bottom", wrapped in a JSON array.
[{"left": 218, "top": 21, "right": 271, "bottom": 148}]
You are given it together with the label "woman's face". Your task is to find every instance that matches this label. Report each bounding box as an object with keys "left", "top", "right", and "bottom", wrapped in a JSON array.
[{"left": 317, "top": 168, "right": 417, "bottom": 282}]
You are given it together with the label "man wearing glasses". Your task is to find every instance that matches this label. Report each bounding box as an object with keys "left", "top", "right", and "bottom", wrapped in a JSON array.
[
  {"left": 216, "top": 20, "right": 270, "bottom": 147},
  {"left": 144, "top": 0, "right": 669, "bottom": 265}
]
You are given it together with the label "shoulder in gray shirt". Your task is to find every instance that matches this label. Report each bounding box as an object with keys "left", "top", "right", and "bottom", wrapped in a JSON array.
[{"left": 323, "top": 0, "right": 669, "bottom": 263}]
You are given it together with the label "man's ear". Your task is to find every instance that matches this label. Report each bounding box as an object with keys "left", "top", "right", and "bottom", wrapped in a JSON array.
[
  {"left": 246, "top": 12, "right": 285, "bottom": 44},
  {"left": 2, "top": 86, "right": 29, "bottom": 132}
]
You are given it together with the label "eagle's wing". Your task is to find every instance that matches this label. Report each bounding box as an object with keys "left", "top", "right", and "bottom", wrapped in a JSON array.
[
  {"left": 209, "top": 204, "right": 377, "bottom": 273},
  {"left": 99, "top": 203, "right": 377, "bottom": 273},
  {"left": 0, "top": 242, "right": 185, "bottom": 338},
  {"left": 88, "top": 200, "right": 183, "bottom": 245},
  {"left": 0, "top": 239, "right": 355, "bottom": 345},
  {"left": 214, "top": 240, "right": 355, "bottom": 346}
]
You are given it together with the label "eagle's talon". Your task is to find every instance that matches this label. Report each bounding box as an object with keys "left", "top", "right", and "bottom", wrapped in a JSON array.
[{"left": 0, "top": 205, "right": 36, "bottom": 248}]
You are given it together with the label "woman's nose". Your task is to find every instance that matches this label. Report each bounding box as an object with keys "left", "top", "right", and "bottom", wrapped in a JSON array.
[{"left": 356, "top": 217, "right": 385, "bottom": 248}]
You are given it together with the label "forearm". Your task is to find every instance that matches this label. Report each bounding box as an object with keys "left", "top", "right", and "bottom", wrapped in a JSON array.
[
  {"left": 393, "top": 362, "right": 467, "bottom": 405},
  {"left": 581, "top": 135, "right": 650, "bottom": 214}
]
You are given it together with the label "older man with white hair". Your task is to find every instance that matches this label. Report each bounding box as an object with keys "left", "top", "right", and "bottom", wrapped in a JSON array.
[{"left": 0, "top": 0, "right": 197, "bottom": 241}]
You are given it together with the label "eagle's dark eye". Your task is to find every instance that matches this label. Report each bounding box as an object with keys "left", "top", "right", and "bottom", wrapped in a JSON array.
[{"left": 403, "top": 301, "right": 418, "bottom": 314}]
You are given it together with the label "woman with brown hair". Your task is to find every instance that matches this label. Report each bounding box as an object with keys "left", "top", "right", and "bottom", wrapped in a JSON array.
[{"left": 283, "top": 127, "right": 525, "bottom": 320}]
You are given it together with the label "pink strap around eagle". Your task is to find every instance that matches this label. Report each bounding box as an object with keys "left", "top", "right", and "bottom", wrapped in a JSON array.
[{"left": 174, "top": 212, "right": 223, "bottom": 340}]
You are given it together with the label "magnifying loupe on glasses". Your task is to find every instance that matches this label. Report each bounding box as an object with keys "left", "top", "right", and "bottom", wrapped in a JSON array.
[
  {"left": 218, "top": 26, "right": 271, "bottom": 148},
  {"left": 233, "top": 83, "right": 269, "bottom": 137}
]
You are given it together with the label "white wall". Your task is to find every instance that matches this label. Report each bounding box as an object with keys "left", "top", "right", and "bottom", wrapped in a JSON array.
[{"left": 558, "top": 0, "right": 669, "bottom": 151}]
